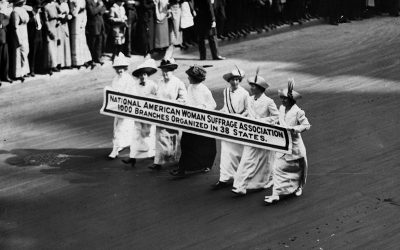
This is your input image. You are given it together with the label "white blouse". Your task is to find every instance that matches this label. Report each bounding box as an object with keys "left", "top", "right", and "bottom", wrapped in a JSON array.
[{"left": 186, "top": 83, "right": 216, "bottom": 110}]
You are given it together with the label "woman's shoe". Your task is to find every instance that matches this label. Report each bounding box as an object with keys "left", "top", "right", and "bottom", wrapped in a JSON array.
[
  {"left": 122, "top": 158, "right": 136, "bottom": 167},
  {"left": 231, "top": 188, "right": 246, "bottom": 196},
  {"left": 148, "top": 164, "right": 162, "bottom": 170},
  {"left": 295, "top": 187, "right": 303, "bottom": 197},
  {"left": 264, "top": 195, "right": 280, "bottom": 205},
  {"left": 169, "top": 169, "right": 185, "bottom": 177}
]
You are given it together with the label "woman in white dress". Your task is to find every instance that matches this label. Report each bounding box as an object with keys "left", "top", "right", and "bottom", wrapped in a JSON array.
[
  {"left": 108, "top": 53, "right": 135, "bottom": 159},
  {"left": 212, "top": 67, "right": 249, "bottom": 190},
  {"left": 150, "top": 58, "right": 187, "bottom": 170},
  {"left": 232, "top": 74, "right": 279, "bottom": 195},
  {"left": 122, "top": 59, "right": 158, "bottom": 167},
  {"left": 264, "top": 79, "right": 311, "bottom": 204},
  {"left": 56, "top": 0, "right": 72, "bottom": 68}
]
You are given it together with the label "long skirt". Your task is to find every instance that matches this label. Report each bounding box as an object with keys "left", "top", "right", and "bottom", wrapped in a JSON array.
[
  {"left": 129, "top": 122, "right": 156, "bottom": 159},
  {"left": 272, "top": 157, "right": 306, "bottom": 196},
  {"left": 219, "top": 140, "right": 243, "bottom": 182},
  {"left": 233, "top": 146, "right": 274, "bottom": 193},
  {"left": 112, "top": 117, "right": 134, "bottom": 149},
  {"left": 155, "top": 18, "right": 170, "bottom": 49},
  {"left": 154, "top": 127, "right": 181, "bottom": 165},
  {"left": 169, "top": 4, "right": 182, "bottom": 45},
  {"left": 57, "top": 23, "right": 71, "bottom": 67},
  {"left": 178, "top": 132, "right": 216, "bottom": 172}
]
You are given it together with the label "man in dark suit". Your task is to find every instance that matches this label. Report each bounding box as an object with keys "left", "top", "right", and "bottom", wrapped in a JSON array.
[
  {"left": 86, "top": 0, "right": 106, "bottom": 65},
  {"left": 124, "top": 0, "right": 138, "bottom": 56},
  {"left": 193, "top": 0, "right": 225, "bottom": 60}
]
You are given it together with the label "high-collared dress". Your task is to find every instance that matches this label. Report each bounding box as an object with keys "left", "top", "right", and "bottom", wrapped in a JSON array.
[
  {"left": 177, "top": 82, "right": 217, "bottom": 173},
  {"left": 129, "top": 79, "right": 158, "bottom": 159},
  {"left": 56, "top": 1, "right": 72, "bottom": 67},
  {"left": 110, "top": 72, "right": 136, "bottom": 153},
  {"left": 272, "top": 104, "right": 310, "bottom": 196},
  {"left": 233, "top": 93, "right": 279, "bottom": 194},
  {"left": 9, "top": 6, "right": 30, "bottom": 78},
  {"left": 218, "top": 85, "right": 249, "bottom": 182},
  {"left": 70, "top": 0, "right": 92, "bottom": 66},
  {"left": 154, "top": 74, "right": 187, "bottom": 165}
]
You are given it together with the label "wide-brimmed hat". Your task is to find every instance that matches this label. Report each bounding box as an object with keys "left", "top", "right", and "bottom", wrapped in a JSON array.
[
  {"left": 186, "top": 65, "right": 207, "bottom": 83},
  {"left": 248, "top": 76, "right": 269, "bottom": 91},
  {"left": 158, "top": 58, "right": 178, "bottom": 71},
  {"left": 278, "top": 78, "right": 301, "bottom": 100},
  {"left": 223, "top": 67, "right": 245, "bottom": 82},
  {"left": 132, "top": 59, "right": 157, "bottom": 77},
  {"left": 112, "top": 52, "right": 129, "bottom": 67}
]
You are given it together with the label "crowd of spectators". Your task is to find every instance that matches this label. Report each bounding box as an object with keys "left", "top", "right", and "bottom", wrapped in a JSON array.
[{"left": 0, "top": 0, "right": 399, "bottom": 86}]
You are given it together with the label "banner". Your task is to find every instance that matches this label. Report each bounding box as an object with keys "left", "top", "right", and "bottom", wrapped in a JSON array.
[{"left": 100, "top": 88, "right": 292, "bottom": 153}]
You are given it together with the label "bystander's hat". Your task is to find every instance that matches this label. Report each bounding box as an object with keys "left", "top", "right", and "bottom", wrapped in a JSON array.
[
  {"left": 112, "top": 52, "right": 129, "bottom": 67},
  {"left": 158, "top": 58, "right": 178, "bottom": 71},
  {"left": 278, "top": 78, "right": 302, "bottom": 100},
  {"left": 132, "top": 59, "right": 157, "bottom": 77},
  {"left": 223, "top": 66, "right": 245, "bottom": 82}
]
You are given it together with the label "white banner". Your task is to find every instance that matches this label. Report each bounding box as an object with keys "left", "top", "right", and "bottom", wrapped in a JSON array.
[{"left": 100, "top": 88, "right": 292, "bottom": 153}]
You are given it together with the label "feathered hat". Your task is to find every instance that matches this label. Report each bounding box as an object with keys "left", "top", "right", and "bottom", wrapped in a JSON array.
[
  {"left": 223, "top": 65, "right": 245, "bottom": 82},
  {"left": 278, "top": 78, "right": 302, "bottom": 100},
  {"left": 247, "top": 67, "right": 269, "bottom": 91}
]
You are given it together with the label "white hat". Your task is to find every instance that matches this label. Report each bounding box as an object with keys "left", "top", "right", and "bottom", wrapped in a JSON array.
[
  {"left": 112, "top": 52, "right": 129, "bottom": 67},
  {"left": 278, "top": 78, "right": 302, "bottom": 100},
  {"left": 132, "top": 58, "right": 157, "bottom": 77},
  {"left": 223, "top": 67, "right": 245, "bottom": 82}
]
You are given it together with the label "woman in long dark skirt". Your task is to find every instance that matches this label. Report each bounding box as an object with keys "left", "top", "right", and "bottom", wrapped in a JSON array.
[{"left": 170, "top": 65, "right": 217, "bottom": 177}]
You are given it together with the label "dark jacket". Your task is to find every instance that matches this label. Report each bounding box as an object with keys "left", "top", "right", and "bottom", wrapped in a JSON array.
[
  {"left": 0, "top": 13, "right": 9, "bottom": 44},
  {"left": 86, "top": 0, "right": 106, "bottom": 35}
]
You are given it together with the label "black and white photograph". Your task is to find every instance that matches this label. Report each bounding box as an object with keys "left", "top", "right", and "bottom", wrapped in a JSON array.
[{"left": 1, "top": 0, "right": 400, "bottom": 249}]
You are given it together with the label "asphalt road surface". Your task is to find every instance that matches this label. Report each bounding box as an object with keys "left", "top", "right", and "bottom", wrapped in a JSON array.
[{"left": 1, "top": 17, "right": 400, "bottom": 249}]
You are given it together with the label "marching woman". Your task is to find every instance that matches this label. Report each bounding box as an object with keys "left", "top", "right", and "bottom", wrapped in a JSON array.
[
  {"left": 122, "top": 59, "right": 158, "bottom": 167},
  {"left": 232, "top": 72, "right": 279, "bottom": 195},
  {"left": 212, "top": 67, "right": 249, "bottom": 190},
  {"left": 107, "top": 53, "right": 135, "bottom": 159},
  {"left": 150, "top": 58, "right": 187, "bottom": 170},
  {"left": 264, "top": 79, "right": 311, "bottom": 204},
  {"left": 170, "top": 65, "right": 217, "bottom": 177}
]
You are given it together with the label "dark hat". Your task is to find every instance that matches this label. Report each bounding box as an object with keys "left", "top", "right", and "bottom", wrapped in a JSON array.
[
  {"left": 132, "top": 59, "right": 157, "bottom": 77},
  {"left": 223, "top": 67, "right": 245, "bottom": 82},
  {"left": 158, "top": 58, "right": 178, "bottom": 71},
  {"left": 12, "top": 0, "right": 26, "bottom": 6},
  {"left": 248, "top": 75, "right": 269, "bottom": 92},
  {"left": 278, "top": 78, "right": 302, "bottom": 100},
  {"left": 186, "top": 65, "right": 207, "bottom": 83}
]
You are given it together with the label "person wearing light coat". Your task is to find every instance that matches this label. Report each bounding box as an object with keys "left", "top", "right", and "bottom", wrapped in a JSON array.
[
  {"left": 212, "top": 67, "right": 249, "bottom": 190},
  {"left": 150, "top": 58, "right": 187, "bottom": 170},
  {"left": 264, "top": 79, "right": 311, "bottom": 204},
  {"left": 122, "top": 59, "right": 158, "bottom": 167},
  {"left": 232, "top": 74, "right": 279, "bottom": 196},
  {"left": 108, "top": 53, "right": 135, "bottom": 159}
]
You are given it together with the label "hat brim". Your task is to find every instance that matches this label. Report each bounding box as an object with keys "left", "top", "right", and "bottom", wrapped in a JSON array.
[
  {"left": 248, "top": 82, "right": 269, "bottom": 91},
  {"left": 278, "top": 89, "right": 302, "bottom": 100},
  {"left": 158, "top": 64, "right": 178, "bottom": 71},
  {"left": 132, "top": 67, "right": 157, "bottom": 77},
  {"left": 223, "top": 73, "right": 243, "bottom": 82}
]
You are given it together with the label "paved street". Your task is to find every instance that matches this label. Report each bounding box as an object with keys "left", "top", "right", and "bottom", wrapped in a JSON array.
[{"left": 1, "top": 17, "right": 400, "bottom": 249}]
